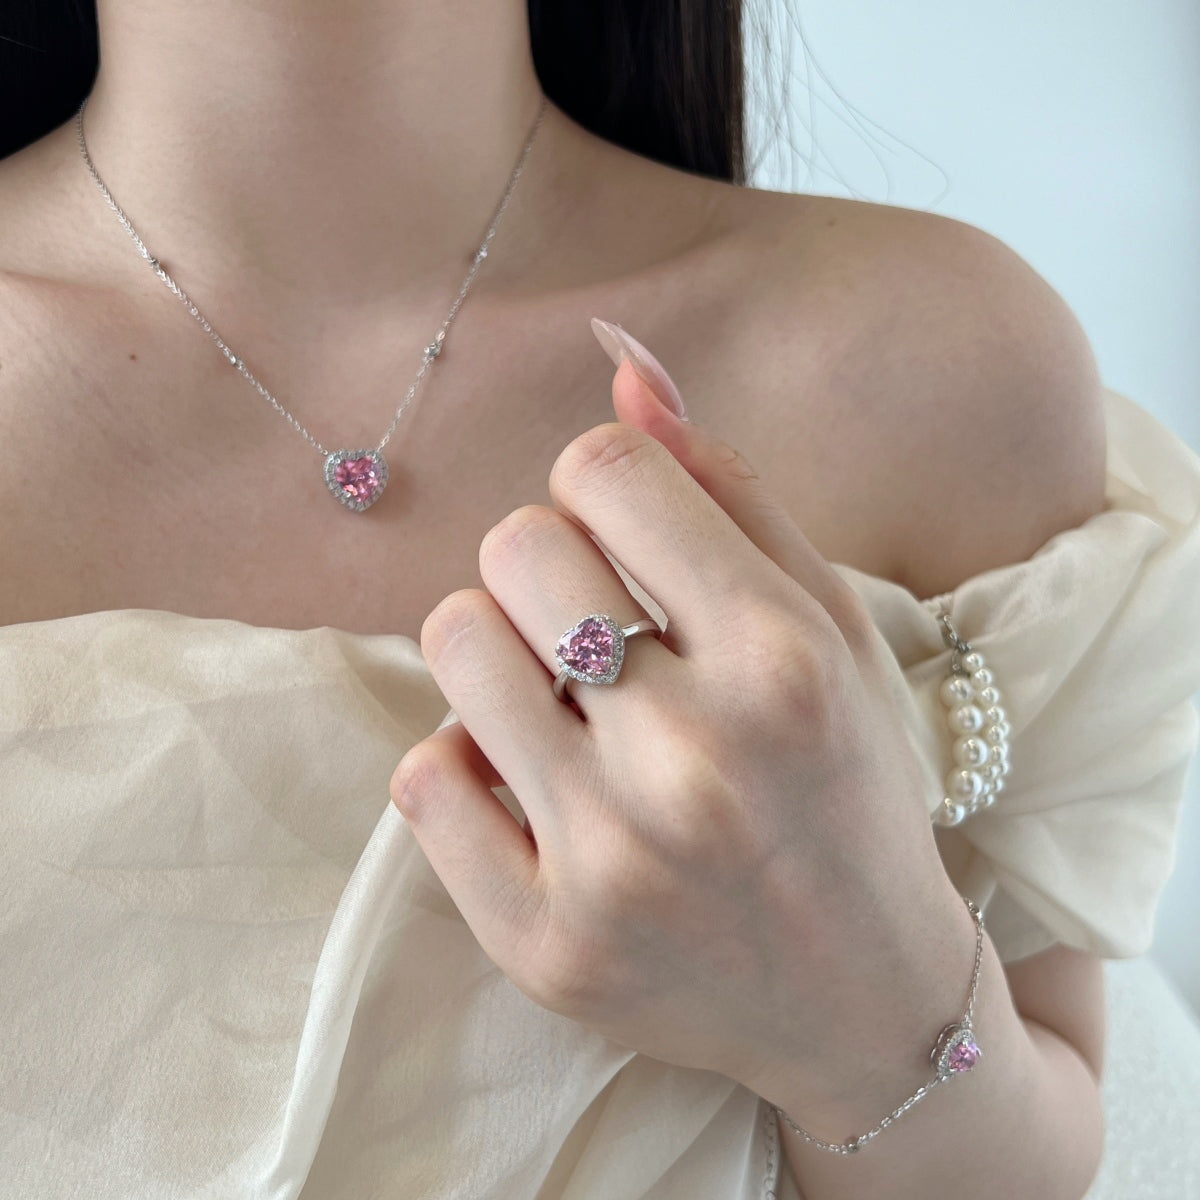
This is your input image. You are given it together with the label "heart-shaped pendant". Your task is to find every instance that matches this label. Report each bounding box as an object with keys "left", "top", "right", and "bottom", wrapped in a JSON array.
[
  {"left": 324, "top": 449, "right": 388, "bottom": 512},
  {"left": 931, "top": 1022, "right": 982, "bottom": 1078}
]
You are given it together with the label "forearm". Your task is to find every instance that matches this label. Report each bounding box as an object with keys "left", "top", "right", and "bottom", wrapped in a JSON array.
[{"left": 769, "top": 934, "right": 1104, "bottom": 1200}]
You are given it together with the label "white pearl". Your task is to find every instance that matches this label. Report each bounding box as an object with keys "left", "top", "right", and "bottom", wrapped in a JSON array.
[
  {"left": 984, "top": 706, "right": 1007, "bottom": 727},
  {"left": 962, "top": 651, "right": 984, "bottom": 673},
  {"left": 948, "top": 704, "right": 985, "bottom": 735},
  {"left": 948, "top": 768, "right": 984, "bottom": 801},
  {"left": 981, "top": 791, "right": 997, "bottom": 808},
  {"left": 940, "top": 675, "right": 975, "bottom": 707},
  {"left": 953, "top": 735, "right": 991, "bottom": 768},
  {"left": 935, "top": 799, "right": 967, "bottom": 827},
  {"left": 978, "top": 685, "right": 1001, "bottom": 707},
  {"left": 970, "top": 667, "right": 994, "bottom": 690},
  {"left": 985, "top": 724, "right": 1008, "bottom": 746},
  {"left": 936, "top": 676, "right": 974, "bottom": 710},
  {"left": 992, "top": 775, "right": 1006, "bottom": 794},
  {"left": 997, "top": 719, "right": 1012, "bottom": 738},
  {"left": 998, "top": 758, "right": 1011, "bottom": 777},
  {"left": 986, "top": 762, "right": 1002, "bottom": 780},
  {"left": 989, "top": 742, "right": 1009, "bottom": 765}
]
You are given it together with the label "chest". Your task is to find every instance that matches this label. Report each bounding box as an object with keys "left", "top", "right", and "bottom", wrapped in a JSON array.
[{"left": 1, "top": 277, "right": 898, "bottom": 639}]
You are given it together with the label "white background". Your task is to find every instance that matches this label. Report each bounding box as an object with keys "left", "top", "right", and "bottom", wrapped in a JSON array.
[{"left": 744, "top": 0, "right": 1199, "bottom": 1011}]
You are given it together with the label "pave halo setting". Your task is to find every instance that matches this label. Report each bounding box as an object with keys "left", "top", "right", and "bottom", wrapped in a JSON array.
[
  {"left": 552, "top": 614, "right": 662, "bottom": 702},
  {"left": 324, "top": 449, "right": 389, "bottom": 512},
  {"left": 932, "top": 1021, "right": 983, "bottom": 1078}
]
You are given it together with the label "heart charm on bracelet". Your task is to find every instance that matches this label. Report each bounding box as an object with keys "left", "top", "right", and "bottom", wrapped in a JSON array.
[
  {"left": 324, "top": 449, "right": 389, "bottom": 512},
  {"left": 932, "top": 1021, "right": 982, "bottom": 1078}
]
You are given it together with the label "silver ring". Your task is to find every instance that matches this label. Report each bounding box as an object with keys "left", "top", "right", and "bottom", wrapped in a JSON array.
[{"left": 552, "top": 613, "right": 663, "bottom": 701}]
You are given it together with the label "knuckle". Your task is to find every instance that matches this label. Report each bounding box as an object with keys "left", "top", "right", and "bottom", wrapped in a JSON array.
[
  {"left": 479, "top": 504, "right": 568, "bottom": 575},
  {"left": 652, "top": 743, "right": 752, "bottom": 856},
  {"left": 523, "top": 927, "right": 606, "bottom": 1016},
  {"left": 588, "top": 726, "right": 738, "bottom": 867},
  {"left": 714, "top": 441, "right": 761, "bottom": 485},
  {"left": 420, "top": 588, "right": 493, "bottom": 666},
  {"left": 550, "top": 423, "right": 660, "bottom": 502},
  {"left": 645, "top": 722, "right": 728, "bottom": 800},
  {"left": 389, "top": 741, "right": 449, "bottom": 823},
  {"left": 737, "top": 603, "right": 845, "bottom": 725},
  {"left": 825, "top": 581, "right": 877, "bottom": 654}
]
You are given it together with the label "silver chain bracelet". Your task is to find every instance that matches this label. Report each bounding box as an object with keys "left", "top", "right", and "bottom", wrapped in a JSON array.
[{"left": 776, "top": 896, "right": 985, "bottom": 1155}]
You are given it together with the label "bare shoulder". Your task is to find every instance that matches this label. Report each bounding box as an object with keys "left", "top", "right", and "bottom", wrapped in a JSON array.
[
  {"left": 0, "top": 126, "right": 154, "bottom": 625},
  {"left": 0, "top": 122, "right": 111, "bottom": 393},
  {"left": 0, "top": 118, "right": 94, "bottom": 272},
  {"left": 0, "top": 131, "right": 77, "bottom": 459},
  {"left": 701, "top": 188, "right": 1109, "bottom": 599}
]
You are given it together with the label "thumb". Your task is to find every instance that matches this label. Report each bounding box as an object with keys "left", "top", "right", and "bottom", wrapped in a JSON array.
[{"left": 589, "top": 318, "right": 823, "bottom": 594}]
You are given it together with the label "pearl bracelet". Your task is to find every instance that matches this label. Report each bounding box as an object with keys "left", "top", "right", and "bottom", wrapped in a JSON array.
[
  {"left": 933, "top": 610, "right": 1011, "bottom": 827},
  {"left": 776, "top": 897, "right": 985, "bottom": 1155}
]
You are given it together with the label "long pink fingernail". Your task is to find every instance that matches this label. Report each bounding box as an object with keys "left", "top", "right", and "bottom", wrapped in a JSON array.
[{"left": 590, "top": 317, "right": 688, "bottom": 420}]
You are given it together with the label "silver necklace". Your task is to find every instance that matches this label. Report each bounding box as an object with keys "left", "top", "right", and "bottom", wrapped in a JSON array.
[{"left": 75, "top": 95, "right": 548, "bottom": 513}]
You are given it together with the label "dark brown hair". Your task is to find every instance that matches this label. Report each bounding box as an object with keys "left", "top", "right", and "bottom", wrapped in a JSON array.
[{"left": 0, "top": 2, "right": 745, "bottom": 181}]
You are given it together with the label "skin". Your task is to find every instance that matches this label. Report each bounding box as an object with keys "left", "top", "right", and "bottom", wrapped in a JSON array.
[{"left": 0, "top": 0, "right": 1109, "bottom": 1194}]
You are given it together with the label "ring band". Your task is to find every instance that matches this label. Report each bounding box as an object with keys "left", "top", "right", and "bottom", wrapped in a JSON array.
[{"left": 553, "top": 613, "right": 663, "bottom": 701}]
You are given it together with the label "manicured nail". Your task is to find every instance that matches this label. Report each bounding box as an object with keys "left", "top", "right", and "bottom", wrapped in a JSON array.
[{"left": 590, "top": 317, "right": 688, "bottom": 420}]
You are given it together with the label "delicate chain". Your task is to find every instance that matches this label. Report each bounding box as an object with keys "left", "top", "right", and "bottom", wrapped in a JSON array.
[
  {"left": 961, "top": 900, "right": 985, "bottom": 1028},
  {"left": 777, "top": 896, "right": 985, "bottom": 1156},
  {"left": 75, "top": 95, "right": 548, "bottom": 460}
]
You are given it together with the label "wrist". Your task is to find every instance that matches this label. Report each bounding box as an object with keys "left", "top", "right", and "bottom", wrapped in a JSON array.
[
  {"left": 753, "top": 894, "right": 990, "bottom": 1151},
  {"left": 769, "top": 948, "right": 1104, "bottom": 1200}
]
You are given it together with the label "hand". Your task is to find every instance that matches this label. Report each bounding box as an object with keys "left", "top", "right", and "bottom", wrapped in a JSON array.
[{"left": 391, "top": 334, "right": 972, "bottom": 1123}]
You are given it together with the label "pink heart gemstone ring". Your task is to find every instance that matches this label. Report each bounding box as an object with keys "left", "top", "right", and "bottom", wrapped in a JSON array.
[{"left": 552, "top": 614, "right": 663, "bottom": 702}]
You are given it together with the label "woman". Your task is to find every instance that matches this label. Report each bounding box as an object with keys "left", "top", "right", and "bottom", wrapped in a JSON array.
[{"left": 1, "top": 3, "right": 1197, "bottom": 1197}]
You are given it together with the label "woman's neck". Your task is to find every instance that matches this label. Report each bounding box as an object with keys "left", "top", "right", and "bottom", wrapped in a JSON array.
[{"left": 84, "top": 0, "right": 560, "bottom": 306}]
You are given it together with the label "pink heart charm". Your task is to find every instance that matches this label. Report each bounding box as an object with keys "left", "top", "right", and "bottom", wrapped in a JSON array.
[
  {"left": 932, "top": 1022, "right": 982, "bottom": 1078},
  {"left": 324, "top": 449, "right": 389, "bottom": 512}
]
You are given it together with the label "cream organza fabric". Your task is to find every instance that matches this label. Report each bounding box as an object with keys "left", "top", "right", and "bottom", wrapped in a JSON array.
[{"left": 2, "top": 388, "right": 1199, "bottom": 1199}]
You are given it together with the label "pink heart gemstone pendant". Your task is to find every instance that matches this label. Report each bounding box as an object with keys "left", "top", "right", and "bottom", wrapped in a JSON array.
[{"left": 324, "top": 449, "right": 389, "bottom": 512}]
